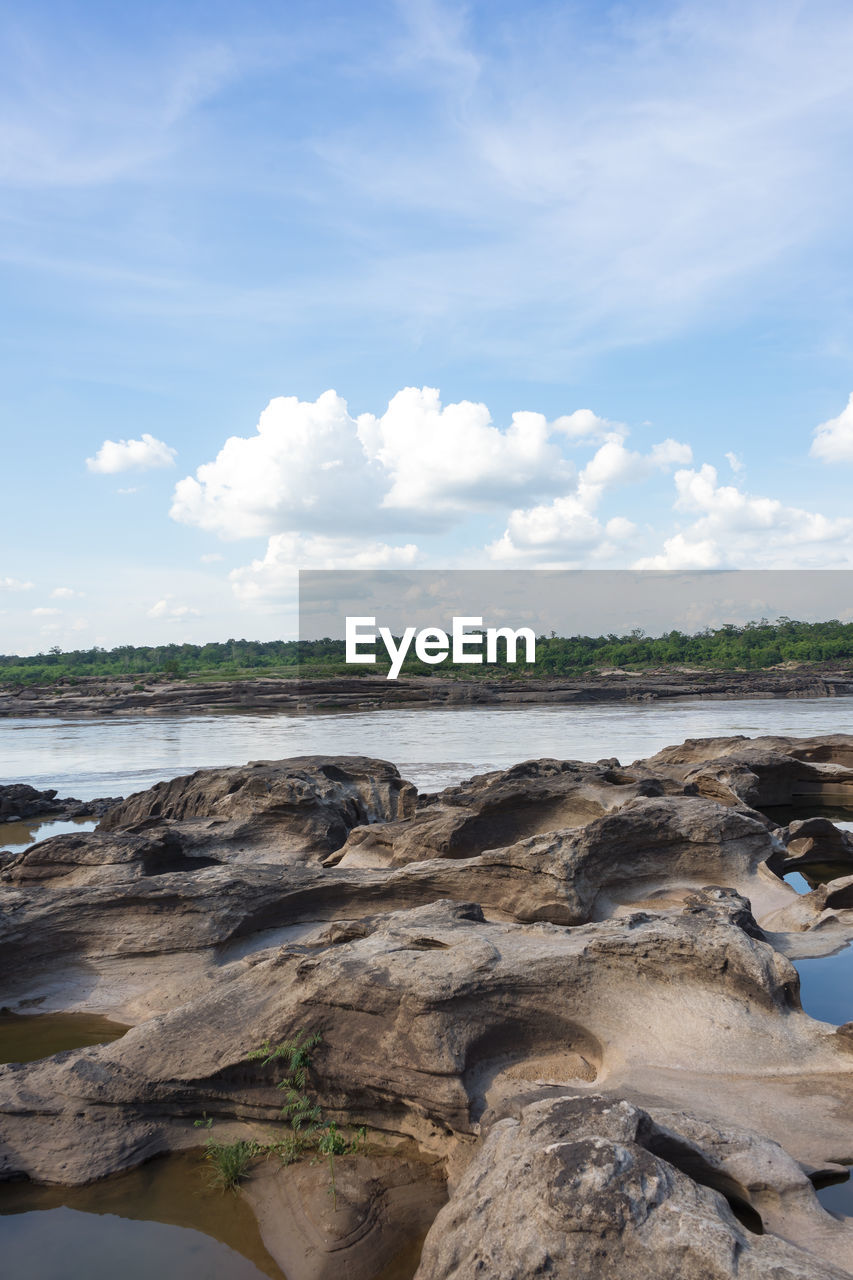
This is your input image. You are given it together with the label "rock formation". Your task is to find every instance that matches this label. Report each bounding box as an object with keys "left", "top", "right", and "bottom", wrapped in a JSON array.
[{"left": 1, "top": 737, "right": 852, "bottom": 1279}]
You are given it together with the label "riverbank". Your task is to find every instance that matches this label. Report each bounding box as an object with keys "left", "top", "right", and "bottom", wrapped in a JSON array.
[{"left": 2, "top": 664, "right": 853, "bottom": 717}]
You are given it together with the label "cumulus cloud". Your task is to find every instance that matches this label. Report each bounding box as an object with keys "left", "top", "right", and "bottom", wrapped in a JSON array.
[
  {"left": 170, "top": 388, "right": 598, "bottom": 542},
  {"left": 810, "top": 393, "right": 853, "bottom": 463},
  {"left": 230, "top": 534, "right": 420, "bottom": 602},
  {"left": 32, "top": 607, "right": 61, "bottom": 616},
  {"left": 171, "top": 391, "right": 385, "bottom": 539},
  {"left": 725, "top": 451, "right": 744, "bottom": 474},
  {"left": 635, "top": 464, "right": 853, "bottom": 568},
  {"left": 488, "top": 435, "right": 690, "bottom": 562},
  {"left": 87, "top": 433, "right": 176, "bottom": 474},
  {"left": 356, "top": 387, "right": 573, "bottom": 513},
  {"left": 549, "top": 409, "right": 623, "bottom": 443},
  {"left": 0, "top": 577, "right": 33, "bottom": 591},
  {"left": 51, "top": 586, "right": 80, "bottom": 599}
]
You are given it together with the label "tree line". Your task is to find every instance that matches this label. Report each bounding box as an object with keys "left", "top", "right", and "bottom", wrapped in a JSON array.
[{"left": 2, "top": 617, "right": 853, "bottom": 686}]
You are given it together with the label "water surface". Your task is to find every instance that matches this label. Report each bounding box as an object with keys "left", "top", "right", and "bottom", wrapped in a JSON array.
[
  {"left": 795, "top": 944, "right": 853, "bottom": 1025},
  {"left": 2, "top": 695, "right": 853, "bottom": 799},
  {"left": 0, "top": 1012, "right": 128, "bottom": 1064},
  {"left": 0, "top": 817, "right": 97, "bottom": 855},
  {"left": 816, "top": 1171, "right": 853, "bottom": 1220},
  {"left": 0, "top": 1153, "right": 285, "bottom": 1280}
]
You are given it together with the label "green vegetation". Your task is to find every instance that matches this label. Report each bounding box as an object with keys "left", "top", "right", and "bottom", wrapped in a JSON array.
[
  {"left": 203, "top": 1138, "right": 260, "bottom": 1192},
  {"left": 5, "top": 616, "right": 853, "bottom": 688},
  {"left": 200, "top": 1031, "right": 367, "bottom": 1208}
]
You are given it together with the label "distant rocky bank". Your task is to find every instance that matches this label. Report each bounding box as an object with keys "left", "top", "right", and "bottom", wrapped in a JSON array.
[{"left": 2, "top": 664, "right": 853, "bottom": 717}]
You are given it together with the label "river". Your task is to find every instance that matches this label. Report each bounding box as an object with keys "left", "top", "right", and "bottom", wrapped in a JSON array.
[{"left": 1, "top": 695, "right": 852, "bottom": 800}]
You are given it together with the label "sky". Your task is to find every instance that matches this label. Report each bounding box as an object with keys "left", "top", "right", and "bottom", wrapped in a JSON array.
[{"left": 3, "top": 0, "right": 853, "bottom": 653}]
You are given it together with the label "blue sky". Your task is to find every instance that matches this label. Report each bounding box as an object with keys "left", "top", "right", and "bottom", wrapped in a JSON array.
[{"left": 3, "top": 0, "right": 853, "bottom": 652}]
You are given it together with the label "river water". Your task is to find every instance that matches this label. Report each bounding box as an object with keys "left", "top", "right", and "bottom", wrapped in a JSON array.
[{"left": 2, "top": 695, "right": 853, "bottom": 800}]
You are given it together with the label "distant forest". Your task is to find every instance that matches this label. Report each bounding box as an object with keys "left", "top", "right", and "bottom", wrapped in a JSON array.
[{"left": 2, "top": 616, "right": 853, "bottom": 685}]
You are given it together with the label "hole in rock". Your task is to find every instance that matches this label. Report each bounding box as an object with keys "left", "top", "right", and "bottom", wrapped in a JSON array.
[
  {"left": 0, "top": 1012, "right": 128, "bottom": 1065},
  {"left": 639, "top": 1129, "right": 764, "bottom": 1235},
  {"left": 462, "top": 1017, "right": 602, "bottom": 1121},
  {"left": 444, "top": 797, "right": 608, "bottom": 858}
]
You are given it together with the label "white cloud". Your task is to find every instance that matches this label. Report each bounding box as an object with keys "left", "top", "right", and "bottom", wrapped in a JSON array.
[
  {"left": 87, "top": 433, "right": 177, "bottom": 474},
  {"left": 488, "top": 435, "right": 690, "bottom": 562},
  {"left": 635, "top": 464, "right": 853, "bottom": 568},
  {"left": 357, "top": 387, "right": 573, "bottom": 513},
  {"left": 810, "top": 393, "right": 853, "bottom": 462},
  {"left": 171, "top": 391, "right": 385, "bottom": 540},
  {"left": 200, "top": 553, "right": 224, "bottom": 563},
  {"left": 50, "top": 586, "right": 80, "bottom": 599},
  {"left": 550, "top": 409, "right": 623, "bottom": 443},
  {"left": 0, "top": 577, "right": 33, "bottom": 591},
  {"left": 231, "top": 533, "right": 420, "bottom": 602},
  {"left": 147, "top": 597, "right": 200, "bottom": 619},
  {"left": 32, "top": 607, "right": 61, "bottom": 617},
  {"left": 170, "top": 388, "right": 598, "bottom": 541},
  {"left": 725, "top": 451, "right": 744, "bottom": 474},
  {"left": 307, "top": 3, "right": 853, "bottom": 368},
  {"left": 633, "top": 533, "right": 722, "bottom": 571}
]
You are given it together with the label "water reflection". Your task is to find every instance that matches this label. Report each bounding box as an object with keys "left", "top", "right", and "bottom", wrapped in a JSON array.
[
  {"left": 815, "top": 1170, "right": 853, "bottom": 1220},
  {"left": 0, "top": 1012, "right": 128, "bottom": 1064},
  {"left": 794, "top": 944, "right": 853, "bottom": 1025},
  {"left": 0, "top": 1153, "right": 285, "bottom": 1280},
  {"left": 0, "top": 817, "right": 97, "bottom": 856}
]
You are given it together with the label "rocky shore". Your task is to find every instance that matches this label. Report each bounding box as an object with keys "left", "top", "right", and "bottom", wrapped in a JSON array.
[
  {"left": 2, "top": 665, "right": 853, "bottom": 717},
  {"left": 1, "top": 735, "right": 853, "bottom": 1277}
]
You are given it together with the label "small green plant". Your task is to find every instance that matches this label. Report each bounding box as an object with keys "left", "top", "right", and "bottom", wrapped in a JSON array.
[
  {"left": 204, "top": 1138, "right": 259, "bottom": 1192},
  {"left": 316, "top": 1121, "right": 347, "bottom": 1210},
  {"left": 248, "top": 1030, "right": 323, "bottom": 1131},
  {"left": 195, "top": 1031, "right": 368, "bottom": 1206}
]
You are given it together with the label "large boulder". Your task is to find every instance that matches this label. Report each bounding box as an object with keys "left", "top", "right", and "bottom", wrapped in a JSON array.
[
  {"left": 415, "top": 1094, "right": 853, "bottom": 1279},
  {"left": 99, "top": 756, "right": 417, "bottom": 860}
]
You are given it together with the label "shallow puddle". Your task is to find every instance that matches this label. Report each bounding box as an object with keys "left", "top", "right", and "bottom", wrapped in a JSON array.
[
  {"left": 0, "top": 1012, "right": 128, "bottom": 1064},
  {"left": 794, "top": 943, "right": 853, "bottom": 1025},
  {"left": 815, "top": 1170, "right": 853, "bottom": 1220},
  {"left": 0, "top": 816, "right": 98, "bottom": 856},
  {"left": 0, "top": 1152, "right": 286, "bottom": 1280},
  {"left": 764, "top": 805, "right": 853, "bottom": 830}
]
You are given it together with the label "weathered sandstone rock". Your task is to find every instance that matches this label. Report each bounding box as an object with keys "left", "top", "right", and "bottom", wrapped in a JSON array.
[
  {"left": 2, "top": 736, "right": 853, "bottom": 1280},
  {"left": 415, "top": 1095, "right": 853, "bottom": 1279}
]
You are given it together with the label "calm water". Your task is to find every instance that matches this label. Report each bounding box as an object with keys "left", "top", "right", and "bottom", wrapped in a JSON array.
[
  {"left": 0, "top": 1153, "right": 284, "bottom": 1280},
  {"left": 2, "top": 696, "right": 853, "bottom": 800},
  {"left": 817, "top": 1172, "right": 853, "bottom": 1220},
  {"left": 0, "top": 816, "right": 97, "bottom": 855},
  {"left": 796, "top": 944, "right": 853, "bottom": 1026},
  {"left": 0, "top": 1013, "right": 128, "bottom": 1064}
]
